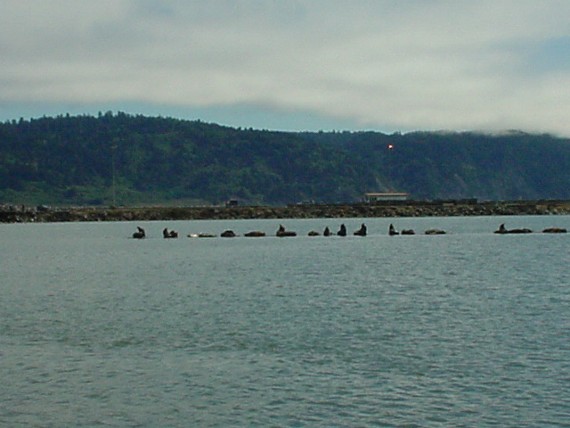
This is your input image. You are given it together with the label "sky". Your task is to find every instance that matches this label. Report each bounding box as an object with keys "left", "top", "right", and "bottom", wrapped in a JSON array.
[{"left": 2, "top": 0, "right": 570, "bottom": 135}]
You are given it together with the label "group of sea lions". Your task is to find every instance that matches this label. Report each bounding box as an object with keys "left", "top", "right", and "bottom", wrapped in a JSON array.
[
  {"left": 131, "top": 226, "right": 180, "bottom": 239},
  {"left": 494, "top": 223, "right": 567, "bottom": 234},
  {"left": 388, "top": 224, "right": 446, "bottom": 235},
  {"left": 163, "top": 228, "right": 178, "bottom": 238},
  {"left": 132, "top": 223, "right": 368, "bottom": 239},
  {"left": 132, "top": 222, "right": 567, "bottom": 239}
]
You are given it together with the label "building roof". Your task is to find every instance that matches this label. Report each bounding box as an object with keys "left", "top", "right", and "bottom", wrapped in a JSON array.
[{"left": 365, "top": 192, "right": 409, "bottom": 197}]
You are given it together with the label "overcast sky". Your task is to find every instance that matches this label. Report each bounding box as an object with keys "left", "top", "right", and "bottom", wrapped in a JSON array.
[{"left": 2, "top": 0, "right": 570, "bottom": 134}]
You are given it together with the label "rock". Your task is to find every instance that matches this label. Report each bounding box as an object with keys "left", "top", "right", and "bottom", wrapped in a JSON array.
[{"left": 425, "top": 229, "right": 446, "bottom": 235}]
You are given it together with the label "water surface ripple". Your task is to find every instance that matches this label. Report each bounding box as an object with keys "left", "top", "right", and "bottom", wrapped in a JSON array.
[{"left": 1, "top": 216, "right": 569, "bottom": 426}]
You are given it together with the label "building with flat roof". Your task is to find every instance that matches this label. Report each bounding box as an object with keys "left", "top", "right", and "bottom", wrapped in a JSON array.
[{"left": 364, "top": 192, "right": 409, "bottom": 202}]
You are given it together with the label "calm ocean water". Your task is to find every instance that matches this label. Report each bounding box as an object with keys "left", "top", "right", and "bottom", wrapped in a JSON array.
[{"left": 1, "top": 216, "right": 569, "bottom": 427}]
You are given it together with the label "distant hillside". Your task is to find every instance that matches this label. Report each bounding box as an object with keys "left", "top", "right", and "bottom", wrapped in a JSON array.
[{"left": 1, "top": 112, "right": 570, "bottom": 206}]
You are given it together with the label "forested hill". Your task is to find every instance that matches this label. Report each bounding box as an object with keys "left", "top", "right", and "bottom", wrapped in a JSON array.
[{"left": 1, "top": 112, "right": 570, "bottom": 206}]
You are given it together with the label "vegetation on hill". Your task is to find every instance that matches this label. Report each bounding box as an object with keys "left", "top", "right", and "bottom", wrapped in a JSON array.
[{"left": 1, "top": 112, "right": 569, "bottom": 206}]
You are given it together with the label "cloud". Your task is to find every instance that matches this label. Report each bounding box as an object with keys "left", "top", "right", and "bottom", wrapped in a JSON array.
[{"left": 2, "top": 0, "right": 570, "bottom": 134}]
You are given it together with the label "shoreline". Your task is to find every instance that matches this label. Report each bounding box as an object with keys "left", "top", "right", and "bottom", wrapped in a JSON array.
[{"left": 2, "top": 200, "right": 570, "bottom": 223}]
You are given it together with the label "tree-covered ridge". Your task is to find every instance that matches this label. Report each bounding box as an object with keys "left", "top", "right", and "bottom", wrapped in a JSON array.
[
  {"left": 1, "top": 112, "right": 569, "bottom": 206},
  {"left": 320, "top": 130, "right": 570, "bottom": 201}
]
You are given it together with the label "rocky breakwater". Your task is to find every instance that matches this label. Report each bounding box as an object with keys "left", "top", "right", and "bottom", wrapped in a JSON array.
[{"left": 2, "top": 200, "right": 570, "bottom": 223}]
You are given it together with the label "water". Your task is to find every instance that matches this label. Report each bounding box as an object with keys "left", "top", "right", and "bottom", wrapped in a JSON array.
[{"left": 1, "top": 216, "right": 569, "bottom": 427}]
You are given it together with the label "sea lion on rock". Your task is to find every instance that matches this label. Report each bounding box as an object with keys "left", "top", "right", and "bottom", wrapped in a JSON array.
[
  {"left": 132, "top": 226, "right": 145, "bottom": 239},
  {"left": 495, "top": 224, "right": 532, "bottom": 234},
  {"left": 245, "top": 231, "right": 266, "bottom": 237},
  {"left": 425, "top": 229, "right": 446, "bottom": 235},
  {"left": 494, "top": 223, "right": 508, "bottom": 234},
  {"left": 542, "top": 227, "right": 567, "bottom": 233},
  {"left": 163, "top": 228, "right": 178, "bottom": 238},
  {"left": 354, "top": 223, "right": 367, "bottom": 237},
  {"left": 276, "top": 224, "right": 296, "bottom": 237},
  {"left": 509, "top": 228, "right": 532, "bottom": 234}
]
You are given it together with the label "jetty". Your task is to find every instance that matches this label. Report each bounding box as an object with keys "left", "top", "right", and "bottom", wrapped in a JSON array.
[{"left": 1, "top": 199, "right": 570, "bottom": 223}]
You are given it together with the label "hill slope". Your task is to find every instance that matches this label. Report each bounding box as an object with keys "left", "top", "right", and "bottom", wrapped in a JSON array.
[{"left": 1, "top": 113, "right": 569, "bottom": 205}]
